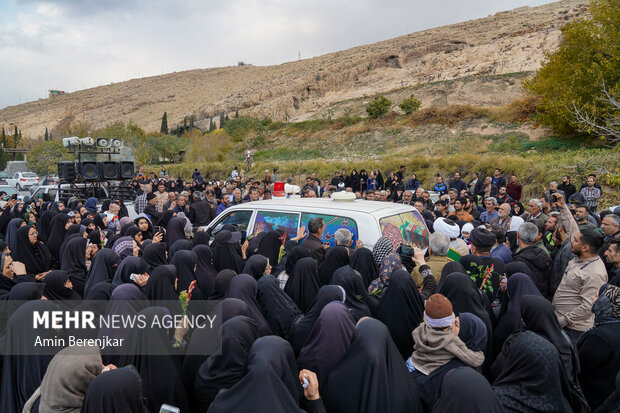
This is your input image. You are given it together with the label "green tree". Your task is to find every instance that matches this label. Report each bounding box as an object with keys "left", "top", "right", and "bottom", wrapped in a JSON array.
[
  {"left": 100, "top": 121, "right": 148, "bottom": 165},
  {"left": 0, "top": 147, "right": 7, "bottom": 170},
  {"left": 44, "top": 127, "right": 49, "bottom": 141},
  {"left": 2, "top": 128, "right": 6, "bottom": 148},
  {"left": 366, "top": 96, "right": 392, "bottom": 118},
  {"left": 525, "top": 0, "right": 620, "bottom": 133},
  {"left": 160, "top": 112, "right": 169, "bottom": 135},
  {"left": 189, "top": 116, "right": 194, "bottom": 129},
  {"left": 219, "top": 112, "right": 226, "bottom": 128},
  {"left": 209, "top": 118, "right": 216, "bottom": 132},
  {"left": 13, "top": 126, "right": 18, "bottom": 148},
  {"left": 235, "top": 110, "right": 239, "bottom": 119},
  {"left": 27, "top": 140, "right": 74, "bottom": 176},
  {"left": 146, "top": 134, "right": 186, "bottom": 163},
  {"left": 399, "top": 94, "right": 422, "bottom": 115}
]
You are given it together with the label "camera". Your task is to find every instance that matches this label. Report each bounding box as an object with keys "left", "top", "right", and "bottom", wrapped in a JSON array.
[{"left": 549, "top": 189, "right": 556, "bottom": 195}]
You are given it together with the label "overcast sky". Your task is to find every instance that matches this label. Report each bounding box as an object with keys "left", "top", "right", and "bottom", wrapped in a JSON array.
[{"left": 0, "top": 0, "right": 555, "bottom": 110}]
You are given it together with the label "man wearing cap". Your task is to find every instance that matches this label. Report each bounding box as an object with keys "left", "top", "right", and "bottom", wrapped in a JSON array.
[
  {"left": 433, "top": 217, "right": 468, "bottom": 260},
  {"left": 143, "top": 193, "right": 161, "bottom": 224},
  {"left": 552, "top": 193, "right": 607, "bottom": 342}
]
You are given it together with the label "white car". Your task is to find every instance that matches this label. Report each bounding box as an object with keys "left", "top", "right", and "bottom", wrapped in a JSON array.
[
  {"left": 204, "top": 197, "right": 430, "bottom": 251},
  {"left": 0, "top": 185, "right": 25, "bottom": 207},
  {"left": 6, "top": 172, "right": 40, "bottom": 191}
]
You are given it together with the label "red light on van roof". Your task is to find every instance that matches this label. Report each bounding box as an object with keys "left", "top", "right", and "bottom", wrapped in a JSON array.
[{"left": 273, "top": 181, "right": 285, "bottom": 197}]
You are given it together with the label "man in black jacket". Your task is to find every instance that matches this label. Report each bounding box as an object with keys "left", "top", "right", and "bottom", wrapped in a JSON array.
[
  {"left": 143, "top": 193, "right": 162, "bottom": 225},
  {"left": 513, "top": 222, "right": 553, "bottom": 298},
  {"left": 189, "top": 191, "right": 216, "bottom": 227},
  {"left": 448, "top": 172, "right": 467, "bottom": 195},
  {"left": 303, "top": 217, "right": 326, "bottom": 264}
]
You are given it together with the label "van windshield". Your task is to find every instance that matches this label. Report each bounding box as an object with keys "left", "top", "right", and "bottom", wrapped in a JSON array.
[{"left": 379, "top": 211, "right": 429, "bottom": 251}]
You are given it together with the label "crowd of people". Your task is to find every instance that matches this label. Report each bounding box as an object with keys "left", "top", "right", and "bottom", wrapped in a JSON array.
[{"left": 0, "top": 164, "right": 618, "bottom": 413}]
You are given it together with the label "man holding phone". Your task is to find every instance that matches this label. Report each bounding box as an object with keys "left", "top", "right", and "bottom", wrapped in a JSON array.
[{"left": 551, "top": 192, "right": 607, "bottom": 343}]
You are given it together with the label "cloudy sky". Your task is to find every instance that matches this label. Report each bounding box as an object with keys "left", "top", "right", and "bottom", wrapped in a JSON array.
[{"left": 0, "top": 0, "right": 555, "bottom": 110}]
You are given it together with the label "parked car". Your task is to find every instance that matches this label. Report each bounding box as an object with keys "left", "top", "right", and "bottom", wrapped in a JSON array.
[
  {"left": 203, "top": 197, "right": 430, "bottom": 251},
  {"left": 0, "top": 171, "right": 9, "bottom": 185},
  {"left": 6, "top": 172, "right": 40, "bottom": 190},
  {"left": 0, "top": 185, "right": 25, "bottom": 207}
]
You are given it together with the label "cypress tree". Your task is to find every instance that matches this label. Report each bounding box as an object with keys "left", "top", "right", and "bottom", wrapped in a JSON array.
[
  {"left": 189, "top": 116, "right": 194, "bottom": 129},
  {"left": 14, "top": 127, "right": 18, "bottom": 148},
  {"left": 2, "top": 128, "right": 6, "bottom": 148},
  {"left": 219, "top": 112, "right": 225, "bottom": 128},
  {"left": 44, "top": 127, "right": 49, "bottom": 141},
  {"left": 160, "top": 112, "right": 169, "bottom": 135},
  {"left": 235, "top": 110, "right": 239, "bottom": 119},
  {"left": 209, "top": 118, "right": 215, "bottom": 132},
  {"left": 183, "top": 117, "right": 187, "bottom": 131}
]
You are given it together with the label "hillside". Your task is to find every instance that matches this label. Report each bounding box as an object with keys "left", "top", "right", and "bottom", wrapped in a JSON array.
[{"left": 0, "top": 0, "right": 587, "bottom": 140}]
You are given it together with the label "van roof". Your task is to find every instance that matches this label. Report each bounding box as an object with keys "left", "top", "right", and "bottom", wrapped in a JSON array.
[{"left": 232, "top": 198, "right": 415, "bottom": 215}]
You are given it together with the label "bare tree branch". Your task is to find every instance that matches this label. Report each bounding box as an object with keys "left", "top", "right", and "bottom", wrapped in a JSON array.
[{"left": 571, "top": 83, "right": 620, "bottom": 146}]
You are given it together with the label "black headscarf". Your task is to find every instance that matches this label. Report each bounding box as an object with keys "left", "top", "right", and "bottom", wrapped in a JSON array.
[
  {"left": 83, "top": 248, "right": 120, "bottom": 297},
  {"left": 213, "top": 237, "right": 245, "bottom": 274},
  {"left": 284, "top": 256, "right": 320, "bottom": 313},
  {"left": 493, "top": 330, "right": 572, "bottom": 412},
  {"left": 350, "top": 247, "right": 379, "bottom": 289},
  {"left": 193, "top": 230, "right": 210, "bottom": 247},
  {"left": 81, "top": 365, "right": 147, "bottom": 413},
  {"left": 432, "top": 367, "right": 504, "bottom": 413},
  {"left": 98, "top": 283, "right": 149, "bottom": 365},
  {"left": 0, "top": 300, "right": 65, "bottom": 413},
  {"left": 42, "top": 270, "right": 81, "bottom": 302},
  {"left": 220, "top": 297, "right": 250, "bottom": 322},
  {"left": 171, "top": 249, "right": 198, "bottom": 293},
  {"left": 87, "top": 229, "right": 104, "bottom": 250},
  {"left": 291, "top": 285, "right": 345, "bottom": 354},
  {"left": 324, "top": 318, "right": 422, "bottom": 413},
  {"left": 144, "top": 264, "right": 179, "bottom": 302},
  {"left": 142, "top": 241, "right": 168, "bottom": 271},
  {"left": 505, "top": 261, "right": 531, "bottom": 278},
  {"left": 206, "top": 336, "right": 304, "bottom": 413},
  {"left": 208, "top": 269, "right": 237, "bottom": 300},
  {"left": 297, "top": 301, "right": 355, "bottom": 391},
  {"left": 194, "top": 315, "right": 259, "bottom": 412},
  {"left": 168, "top": 239, "right": 194, "bottom": 260},
  {"left": 458, "top": 312, "right": 488, "bottom": 353},
  {"left": 36, "top": 210, "right": 57, "bottom": 243},
  {"left": 318, "top": 246, "right": 350, "bottom": 285},
  {"left": 494, "top": 273, "right": 542, "bottom": 349},
  {"left": 242, "top": 254, "right": 269, "bottom": 280},
  {"left": 165, "top": 217, "right": 187, "bottom": 250},
  {"left": 505, "top": 231, "right": 519, "bottom": 254},
  {"left": 158, "top": 210, "right": 175, "bottom": 228},
  {"left": 193, "top": 244, "right": 217, "bottom": 298},
  {"left": 60, "top": 237, "right": 88, "bottom": 297},
  {"left": 282, "top": 245, "right": 310, "bottom": 277},
  {"left": 225, "top": 273, "right": 272, "bottom": 336},
  {"left": 521, "top": 294, "right": 575, "bottom": 381},
  {"left": 118, "top": 307, "right": 190, "bottom": 413},
  {"left": 6, "top": 218, "right": 24, "bottom": 253},
  {"left": 46, "top": 213, "right": 71, "bottom": 267},
  {"left": 111, "top": 256, "right": 149, "bottom": 286},
  {"left": 376, "top": 269, "right": 424, "bottom": 360},
  {"left": 330, "top": 265, "right": 371, "bottom": 321},
  {"left": 256, "top": 230, "right": 286, "bottom": 268},
  {"left": 13, "top": 225, "right": 52, "bottom": 275},
  {"left": 440, "top": 261, "right": 466, "bottom": 280},
  {"left": 257, "top": 274, "right": 302, "bottom": 339}
]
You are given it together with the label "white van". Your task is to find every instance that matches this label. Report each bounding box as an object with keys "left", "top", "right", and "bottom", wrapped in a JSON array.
[{"left": 205, "top": 197, "right": 430, "bottom": 250}]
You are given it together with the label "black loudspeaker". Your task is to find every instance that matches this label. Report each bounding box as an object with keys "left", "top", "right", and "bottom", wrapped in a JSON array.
[
  {"left": 57, "top": 162, "right": 76, "bottom": 181},
  {"left": 80, "top": 161, "right": 99, "bottom": 180},
  {"left": 120, "top": 161, "right": 135, "bottom": 179},
  {"left": 101, "top": 161, "right": 119, "bottom": 179}
]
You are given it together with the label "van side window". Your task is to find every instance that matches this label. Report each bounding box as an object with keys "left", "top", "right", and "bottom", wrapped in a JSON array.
[
  {"left": 214, "top": 210, "right": 253, "bottom": 232},
  {"left": 300, "top": 213, "right": 358, "bottom": 248},
  {"left": 254, "top": 210, "right": 300, "bottom": 238}
]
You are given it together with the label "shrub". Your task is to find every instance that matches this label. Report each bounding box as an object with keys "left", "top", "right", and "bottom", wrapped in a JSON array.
[
  {"left": 399, "top": 94, "right": 422, "bottom": 115},
  {"left": 366, "top": 96, "right": 392, "bottom": 118}
]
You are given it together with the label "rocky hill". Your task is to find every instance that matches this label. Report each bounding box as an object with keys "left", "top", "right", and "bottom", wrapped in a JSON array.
[{"left": 0, "top": 0, "right": 588, "bottom": 140}]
